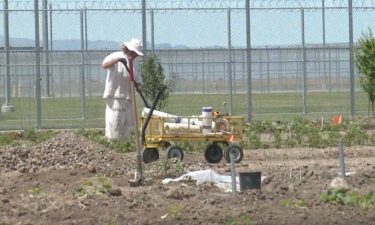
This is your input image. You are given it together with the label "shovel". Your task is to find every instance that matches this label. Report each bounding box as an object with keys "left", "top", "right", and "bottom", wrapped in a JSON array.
[
  {"left": 121, "top": 58, "right": 168, "bottom": 186},
  {"left": 118, "top": 58, "right": 150, "bottom": 108},
  {"left": 126, "top": 58, "right": 144, "bottom": 186}
]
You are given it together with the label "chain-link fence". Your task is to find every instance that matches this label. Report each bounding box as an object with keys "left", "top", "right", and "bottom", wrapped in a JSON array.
[{"left": 0, "top": 0, "right": 374, "bottom": 130}]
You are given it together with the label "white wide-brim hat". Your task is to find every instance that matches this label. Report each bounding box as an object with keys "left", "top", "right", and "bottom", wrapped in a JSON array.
[{"left": 122, "top": 38, "right": 144, "bottom": 56}]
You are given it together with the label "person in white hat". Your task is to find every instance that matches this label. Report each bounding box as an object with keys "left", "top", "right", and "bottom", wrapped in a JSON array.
[{"left": 101, "top": 38, "right": 144, "bottom": 140}]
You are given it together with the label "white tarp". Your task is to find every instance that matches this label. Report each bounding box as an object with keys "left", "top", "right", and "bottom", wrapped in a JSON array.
[
  {"left": 162, "top": 169, "right": 265, "bottom": 192},
  {"left": 162, "top": 169, "right": 238, "bottom": 192}
]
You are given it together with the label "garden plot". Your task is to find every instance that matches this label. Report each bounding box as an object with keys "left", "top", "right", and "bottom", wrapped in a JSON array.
[{"left": 0, "top": 130, "right": 374, "bottom": 225}]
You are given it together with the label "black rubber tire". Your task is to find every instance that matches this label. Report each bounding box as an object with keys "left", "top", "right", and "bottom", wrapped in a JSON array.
[
  {"left": 166, "top": 145, "right": 184, "bottom": 161},
  {"left": 160, "top": 141, "right": 171, "bottom": 150},
  {"left": 224, "top": 143, "right": 244, "bottom": 163},
  {"left": 142, "top": 148, "right": 159, "bottom": 163},
  {"left": 204, "top": 143, "right": 223, "bottom": 163}
]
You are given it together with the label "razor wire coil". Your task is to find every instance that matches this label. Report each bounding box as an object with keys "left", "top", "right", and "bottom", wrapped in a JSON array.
[{"left": 6, "top": 0, "right": 375, "bottom": 10}]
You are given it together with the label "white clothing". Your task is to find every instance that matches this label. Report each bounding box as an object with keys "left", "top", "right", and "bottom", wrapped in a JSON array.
[
  {"left": 102, "top": 51, "right": 142, "bottom": 100},
  {"left": 105, "top": 98, "right": 133, "bottom": 139},
  {"left": 102, "top": 51, "right": 142, "bottom": 139}
]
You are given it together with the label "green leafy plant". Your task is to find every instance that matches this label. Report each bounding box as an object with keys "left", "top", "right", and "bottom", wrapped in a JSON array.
[
  {"left": 224, "top": 214, "right": 252, "bottom": 225},
  {"left": 29, "top": 186, "right": 45, "bottom": 198},
  {"left": 244, "top": 126, "right": 263, "bottom": 149},
  {"left": 174, "top": 160, "right": 184, "bottom": 173},
  {"left": 0, "top": 135, "right": 12, "bottom": 146},
  {"left": 75, "top": 129, "right": 134, "bottom": 153},
  {"left": 345, "top": 121, "right": 369, "bottom": 146},
  {"left": 98, "top": 176, "right": 112, "bottom": 193},
  {"left": 168, "top": 205, "right": 183, "bottom": 219},
  {"left": 174, "top": 141, "right": 195, "bottom": 152},
  {"left": 141, "top": 54, "right": 170, "bottom": 110},
  {"left": 243, "top": 117, "right": 372, "bottom": 149},
  {"left": 355, "top": 27, "right": 375, "bottom": 117},
  {"left": 0, "top": 130, "right": 57, "bottom": 146},
  {"left": 320, "top": 188, "right": 375, "bottom": 209},
  {"left": 280, "top": 198, "right": 307, "bottom": 209},
  {"left": 74, "top": 186, "right": 88, "bottom": 198},
  {"left": 158, "top": 159, "right": 172, "bottom": 174},
  {"left": 82, "top": 179, "right": 94, "bottom": 186},
  {"left": 24, "top": 129, "right": 37, "bottom": 142},
  {"left": 74, "top": 176, "right": 113, "bottom": 198}
]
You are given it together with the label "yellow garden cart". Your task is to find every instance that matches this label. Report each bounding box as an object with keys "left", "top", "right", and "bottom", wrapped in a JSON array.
[{"left": 140, "top": 112, "right": 245, "bottom": 164}]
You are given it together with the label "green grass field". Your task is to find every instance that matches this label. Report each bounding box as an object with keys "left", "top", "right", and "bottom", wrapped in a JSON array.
[{"left": 0, "top": 91, "right": 370, "bottom": 130}]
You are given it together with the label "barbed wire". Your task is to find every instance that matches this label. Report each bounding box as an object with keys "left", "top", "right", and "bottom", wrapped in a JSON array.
[{"left": 6, "top": 0, "right": 375, "bottom": 10}]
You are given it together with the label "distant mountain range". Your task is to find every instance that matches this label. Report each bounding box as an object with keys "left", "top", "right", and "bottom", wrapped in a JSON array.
[
  {"left": 0, "top": 35, "right": 198, "bottom": 50},
  {"left": 0, "top": 35, "right": 353, "bottom": 50}
]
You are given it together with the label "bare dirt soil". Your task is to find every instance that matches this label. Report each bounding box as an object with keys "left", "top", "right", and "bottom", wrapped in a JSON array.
[{"left": 0, "top": 131, "right": 374, "bottom": 225}]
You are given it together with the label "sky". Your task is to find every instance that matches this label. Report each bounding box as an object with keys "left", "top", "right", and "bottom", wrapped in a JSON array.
[{"left": 1, "top": 1, "right": 375, "bottom": 48}]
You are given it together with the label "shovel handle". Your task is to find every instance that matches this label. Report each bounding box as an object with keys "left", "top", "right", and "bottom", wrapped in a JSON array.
[{"left": 128, "top": 58, "right": 134, "bottom": 82}]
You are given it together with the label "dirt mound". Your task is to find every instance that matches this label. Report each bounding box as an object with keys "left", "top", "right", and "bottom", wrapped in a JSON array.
[{"left": 0, "top": 131, "right": 134, "bottom": 175}]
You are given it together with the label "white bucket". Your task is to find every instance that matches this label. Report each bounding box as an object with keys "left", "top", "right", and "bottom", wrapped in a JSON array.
[{"left": 202, "top": 107, "right": 213, "bottom": 134}]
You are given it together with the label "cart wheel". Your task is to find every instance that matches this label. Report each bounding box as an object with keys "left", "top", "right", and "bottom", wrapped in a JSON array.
[
  {"left": 167, "top": 145, "right": 184, "bottom": 161},
  {"left": 204, "top": 143, "right": 223, "bottom": 163},
  {"left": 142, "top": 148, "right": 159, "bottom": 163},
  {"left": 224, "top": 143, "right": 243, "bottom": 163},
  {"left": 160, "top": 141, "right": 171, "bottom": 150}
]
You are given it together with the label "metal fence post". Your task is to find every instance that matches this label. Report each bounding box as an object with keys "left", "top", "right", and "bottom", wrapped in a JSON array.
[
  {"left": 49, "top": 3, "right": 53, "bottom": 50},
  {"left": 259, "top": 49, "right": 263, "bottom": 92},
  {"left": 1, "top": 0, "right": 15, "bottom": 113},
  {"left": 348, "top": 0, "right": 355, "bottom": 116},
  {"left": 202, "top": 48, "right": 205, "bottom": 94},
  {"left": 278, "top": 47, "right": 282, "bottom": 91},
  {"left": 42, "top": 0, "right": 50, "bottom": 97},
  {"left": 246, "top": 0, "right": 252, "bottom": 122},
  {"left": 49, "top": 3, "right": 54, "bottom": 96},
  {"left": 84, "top": 8, "right": 88, "bottom": 50},
  {"left": 151, "top": 9, "right": 154, "bottom": 53},
  {"left": 80, "top": 10, "right": 87, "bottom": 123},
  {"left": 329, "top": 48, "right": 332, "bottom": 92},
  {"left": 142, "top": 0, "right": 147, "bottom": 56},
  {"left": 34, "top": 0, "right": 42, "bottom": 128},
  {"left": 227, "top": 8, "right": 233, "bottom": 115},
  {"left": 84, "top": 8, "right": 90, "bottom": 97},
  {"left": 267, "top": 47, "right": 270, "bottom": 93},
  {"left": 338, "top": 136, "right": 346, "bottom": 178},
  {"left": 322, "top": 0, "right": 327, "bottom": 91},
  {"left": 301, "top": 8, "right": 307, "bottom": 114}
]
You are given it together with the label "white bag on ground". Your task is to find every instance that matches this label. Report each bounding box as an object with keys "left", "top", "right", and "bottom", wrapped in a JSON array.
[{"left": 162, "top": 169, "right": 240, "bottom": 192}]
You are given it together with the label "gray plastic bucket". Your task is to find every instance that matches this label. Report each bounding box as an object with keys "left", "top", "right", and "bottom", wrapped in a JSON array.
[{"left": 239, "top": 171, "right": 261, "bottom": 191}]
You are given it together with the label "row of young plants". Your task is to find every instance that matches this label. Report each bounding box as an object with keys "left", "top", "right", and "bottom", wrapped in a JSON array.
[
  {"left": 74, "top": 116, "right": 374, "bottom": 153},
  {"left": 0, "top": 129, "right": 57, "bottom": 146},
  {"left": 244, "top": 117, "right": 375, "bottom": 149},
  {"left": 0, "top": 117, "right": 373, "bottom": 151}
]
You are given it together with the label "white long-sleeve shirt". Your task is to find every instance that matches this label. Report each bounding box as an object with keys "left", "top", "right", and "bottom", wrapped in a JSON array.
[{"left": 102, "top": 51, "right": 142, "bottom": 99}]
